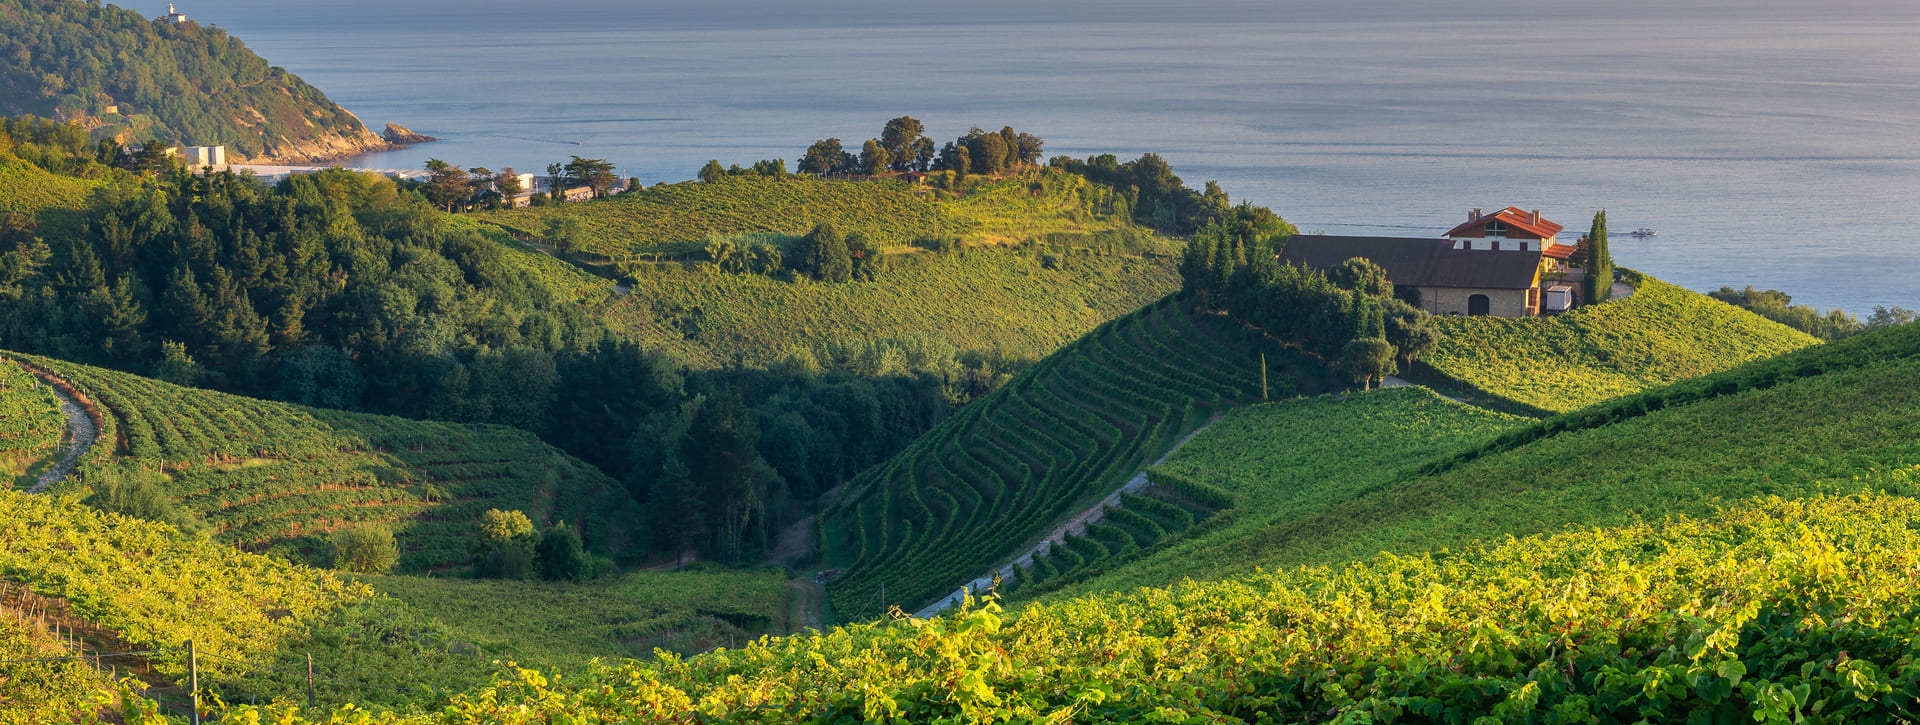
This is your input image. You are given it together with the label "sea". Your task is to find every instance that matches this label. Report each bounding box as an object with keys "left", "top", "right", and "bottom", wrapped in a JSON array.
[{"left": 134, "top": 0, "right": 1919, "bottom": 313}]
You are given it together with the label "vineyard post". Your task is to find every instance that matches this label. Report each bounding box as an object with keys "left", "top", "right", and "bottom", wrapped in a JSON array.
[
  {"left": 307, "top": 652, "right": 316, "bottom": 711},
  {"left": 1261, "top": 353, "right": 1268, "bottom": 400},
  {"left": 187, "top": 639, "right": 201, "bottom": 725}
]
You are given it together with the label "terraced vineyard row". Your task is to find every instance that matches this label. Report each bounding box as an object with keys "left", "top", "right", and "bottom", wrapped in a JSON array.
[
  {"left": 10, "top": 353, "right": 640, "bottom": 571},
  {"left": 0, "top": 361, "right": 63, "bottom": 477},
  {"left": 821, "top": 297, "right": 1315, "bottom": 614}
]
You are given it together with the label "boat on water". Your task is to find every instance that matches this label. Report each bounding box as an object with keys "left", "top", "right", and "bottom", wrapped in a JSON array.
[{"left": 1628, "top": 228, "right": 1657, "bottom": 237}]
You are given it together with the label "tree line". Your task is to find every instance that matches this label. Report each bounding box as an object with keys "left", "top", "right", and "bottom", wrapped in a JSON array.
[
  {"left": 1179, "top": 205, "right": 1442, "bottom": 390},
  {"left": 800, "top": 117, "right": 1044, "bottom": 178}
]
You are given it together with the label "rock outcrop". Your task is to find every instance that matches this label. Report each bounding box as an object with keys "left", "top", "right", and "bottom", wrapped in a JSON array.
[{"left": 382, "top": 123, "right": 438, "bottom": 146}]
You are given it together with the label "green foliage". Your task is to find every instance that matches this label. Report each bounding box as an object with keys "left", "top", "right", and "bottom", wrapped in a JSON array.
[
  {"left": 1584, "top": 209, "right": 1612, "bottom": 304},
  {"left": 13, "top": 352, "right": 641, "bottom": 571},
  {"left": 1421, "top": 274, "right": 1820, "bottom": 412},
  {"left": 0, "top": 359, "right": 62, "bottom": 479},
  {"left": 617, "top": 243, "right": 1180, "bottom": 366},
  {"left": 1707, "top": 285, "right": 1916, "bottom": 341},
  {"left": 202, "top": 487, "right": 1920, "bottom": 724},
  {"left": 330, "top": 524, "right": 398, "bottom": 574},
  {"left": 1049, "top": 387, "right": 1523, "bottom": 599},
  {"left": 536, "top": 521, "right": 591, "bottom": 582},
  {"left": 0, "top": 2, "right": 379, "bottom": 159},
  {"left": 820, "top": 298, "right": 1336, "bottom": 616}
]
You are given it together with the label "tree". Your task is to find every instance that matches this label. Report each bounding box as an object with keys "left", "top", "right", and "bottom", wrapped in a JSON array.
[
  {"left": 1339, "top": 337, "right": 1397, "bottom": 391},
  {"left": 848, "top": 232, "right": 886, "bottom": 281},
  {"left": 474, "top": 508, "right": 538, "bottom": 579},
  {"left": 801, "top": 138, "right": 854, "bottom": 176},
  {"left": 423, "top": 158, "right": 471, "bottom": 212},
  {"left": 1584, "top": 210, "right": 1612, "bottom": 305},
  {"left": 880, "top": 116, "right": 927, "bottom": 172},
  {"left": 683, "top": 388, "right": 775, "bottom": 563},
  {"left": 859, "top": 139, "right": 891, "bottom": 176},
  {"left": 537, "top": 521, "right": 591, "bottom": 582},
  {"left": 964, "top": 128, "right": 1009, "bottom": 176},
  {"left": 545, "top": 216, "right": 585, "bottom": 257},
  {"left": 798, "top": 222, "right": 852, "bottom": 282},
  {"left": 698, "top": 159, "right": 726, "bottom": 183},
  {"left": 492, "top": 167, "right": 524, "bottom": 204},
  {"left": 564, "top": 156, "right": 618, "bottom": 198},
  {"left": 331, "top": 524, "right": 398, "bottom": 574},
  {"left": 1329, "top": 257, "right": 1394, "bottom": 299}
]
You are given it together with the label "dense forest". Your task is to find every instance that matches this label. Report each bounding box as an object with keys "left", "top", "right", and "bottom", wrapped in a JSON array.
[{"left": 0, "top": 0, "right": 384, "bottom": 160}]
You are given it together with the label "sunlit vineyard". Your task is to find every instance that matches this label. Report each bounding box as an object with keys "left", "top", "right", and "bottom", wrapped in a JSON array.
[
  {"left": 184, "top": 483, "right": 1920, "bottom": 723},
  {"left": 1038, "top": 387, "right": 1524, "bottom": 602},
  {"left": 0, "top": 361, "right": 63, "bottom": 483},
  {"left": 1420, "top": 274, "right": 1818, "bottom": 412},
  {"left": 10, "top": 353, "right": 642, "bottom": 570},
  {"left": 819, "top": 298, "right": 1338, "bottom": 616},
  {"left": 620, "top": 247, "right": 1182, "bottom": 366},
  {"left": 477, "top": 169, "right": 1151, "bottom": 258},
  {"left": 0, "top": 160, "right": 95, "bottom": 238}
]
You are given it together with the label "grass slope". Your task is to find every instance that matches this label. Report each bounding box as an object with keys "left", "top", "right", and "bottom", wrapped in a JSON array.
[
  {"left": 819, "top": 298, "right": 1338, "bottom": 615},
  {"left": 7, "top": 353, "right": 641, "bottom": 571},
  {"left": 1419, "top": 274, "right": 1818, "bottom": 412},
  {"left": 478, "top": 170, "right": 1147, "bottom": 257}
]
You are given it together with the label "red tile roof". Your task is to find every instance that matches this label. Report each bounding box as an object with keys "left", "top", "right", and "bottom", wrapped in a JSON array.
[
  {"left": 1542, "top": 243, "right": 1578, "bottom": 260},
  {"left": 1444, "top": 207, "right": 1566, "bottom": 239}
]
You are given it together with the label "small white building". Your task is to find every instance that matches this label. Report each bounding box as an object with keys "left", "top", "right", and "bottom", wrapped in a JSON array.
[
  {"left": 182, "top": 145, "right": 226, "bottom": 168},
  {"left": 159, "top": 3, "right": 189, "bottom": 23}
]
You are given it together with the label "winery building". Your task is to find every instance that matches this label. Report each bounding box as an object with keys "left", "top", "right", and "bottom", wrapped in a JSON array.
[{"left": 1277, "top": 207, "right": 1581, "bottom": 318}]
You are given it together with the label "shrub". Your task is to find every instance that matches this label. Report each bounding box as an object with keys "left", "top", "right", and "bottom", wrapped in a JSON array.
[{"left": 330, "top": 525, "right": 398, "bottom": 574}]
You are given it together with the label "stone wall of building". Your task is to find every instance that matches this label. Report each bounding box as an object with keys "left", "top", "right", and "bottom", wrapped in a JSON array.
[{"left": 1420, "top": 286, "right": 1534, "bottom": 318}]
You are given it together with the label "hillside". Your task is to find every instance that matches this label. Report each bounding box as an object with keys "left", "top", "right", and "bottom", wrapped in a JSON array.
[
  {"left": 1418, "top": 273, "right": 1819, "bottom": 412},
  {"left": 1044, "top": 316, "right": 1920, "bottom": 604},
  {"left": 172, "top": 485, "right": 1920, "bottom": 723},
  {"left": 0, "top": 359, "right": 63, "bottom": 485},
  {"left": 5, "top": 352, "right": 642, "bottom": 571},
  {"left": 818, "top": 297, "right": 1340, "bottom": 616},
  {"left": 0, "top": 158, "right": 94, "bottom": 241},
  {"left": 479, "top": 170, "right": 1161, "bottom": 258},
  {"left": 0, "top": 0, "right": 391, "bottom": 161}
]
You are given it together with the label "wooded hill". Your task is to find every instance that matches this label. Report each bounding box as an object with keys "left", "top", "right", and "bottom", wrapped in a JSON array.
[{"left": 0, "top": 0, "right": 390, "bottom": 161}]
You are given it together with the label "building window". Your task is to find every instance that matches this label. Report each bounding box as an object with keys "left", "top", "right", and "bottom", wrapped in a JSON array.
[
  {"left": 1491, "top": 241, "right": 1500, "bottom": 252},
  {"left": 1485, "top": 220, "right": 1507, "bottom": 237},
  {"left": 1468, "top": 294, "right": 1491, "bottom": 316}
]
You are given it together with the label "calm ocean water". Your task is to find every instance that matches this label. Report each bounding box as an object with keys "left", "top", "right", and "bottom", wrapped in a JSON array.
[{"left": 137, "top": 0, "right": 1918, "bottom": 313}]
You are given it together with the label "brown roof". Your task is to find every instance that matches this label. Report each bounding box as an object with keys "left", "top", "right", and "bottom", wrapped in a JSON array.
[
  {"left": 1543, "top": 243, "right": 1578, "bottom": 260},
  {"left": 1443, "top": 206, "right": 1565, "bottom": 239},
  {"left": 1277, "top": 236, "right": 1542, "bottom": 290}
]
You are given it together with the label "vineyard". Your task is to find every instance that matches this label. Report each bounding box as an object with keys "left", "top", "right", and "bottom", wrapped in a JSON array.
[
  {"left": 0, "top": 160, "right": 96, "bottom": 239},
  {"left": 1419, "top": 274, "right": 1818, "bottom": 412},
  {"left": 170, "top": 484, "right": 1920, "bottom": 724},
  {"left": 6, "top": 353, "right": 643, "bottom": 571},
  {"left": 364, "top": 568, "right": 790, "bottom": 667},
  {"left": 619, "top": 246, "right": 1182, "bottom": 366},
  {"left": 1037, "top": 387, "right": 1524, "bottom": 602},
  {"left": 476, "top": 169, "right": 1150, "bottom": 258},
  {"left": 0, "top": 362, "right": 63, "bottom": 484},
  {"left": 817, "top": 297, "right": 1339, "bottom": 616}
]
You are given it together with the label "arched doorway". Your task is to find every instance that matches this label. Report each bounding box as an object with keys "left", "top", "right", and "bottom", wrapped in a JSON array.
[{"left": 1468, "top": 294, "right": 1491, "bottom": 316}]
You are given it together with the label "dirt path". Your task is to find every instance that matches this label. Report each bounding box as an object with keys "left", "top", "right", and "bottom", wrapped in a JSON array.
[
  {"left": 784, "top": 578, "right": 825, "bottom": 632},
  {"left": 14, "top": 361, "right": 101, "bottom": 494},
  {"left": 913, "top": 414, "right": 1222, "bottom": 619}
]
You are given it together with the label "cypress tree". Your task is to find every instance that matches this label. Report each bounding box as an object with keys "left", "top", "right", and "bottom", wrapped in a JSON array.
[{"left": 1585, "top": 210, "right": 1611, "bottom": 305}]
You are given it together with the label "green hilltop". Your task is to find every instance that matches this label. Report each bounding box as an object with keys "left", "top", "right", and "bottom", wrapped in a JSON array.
[
  {"left": 0, "top": 0, "right": 390, "bottom": 161},
  {"left": 1417, "top": 273, "right": 1819, "bottom": 413}
]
